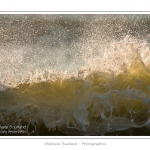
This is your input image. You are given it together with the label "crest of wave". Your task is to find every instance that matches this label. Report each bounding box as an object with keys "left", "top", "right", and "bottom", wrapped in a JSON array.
[{"left": 78, "top": 35, "right": 150, "bottom": 79}]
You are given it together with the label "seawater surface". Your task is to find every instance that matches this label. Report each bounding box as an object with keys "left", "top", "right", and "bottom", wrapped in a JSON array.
[{"left": 0, "top": 14, "right": 150, "bottom": 135}]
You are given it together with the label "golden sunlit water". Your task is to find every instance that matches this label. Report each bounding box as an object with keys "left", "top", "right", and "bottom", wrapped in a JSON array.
[{"left": 0, "top": 15, "right": 150, "bottom": 135}]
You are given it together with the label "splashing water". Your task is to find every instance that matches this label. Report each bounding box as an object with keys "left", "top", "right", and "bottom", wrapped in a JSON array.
[{"left": 0, "top": 14, "right": 150, "bottom": 135}]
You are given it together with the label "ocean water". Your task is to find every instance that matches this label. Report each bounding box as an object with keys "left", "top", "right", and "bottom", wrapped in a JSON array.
[{"left": 0, "top": 14, "right": 150, "bottom": 135}]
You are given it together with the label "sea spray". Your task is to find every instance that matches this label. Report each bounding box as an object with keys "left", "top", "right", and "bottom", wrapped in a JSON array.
[{"left": 0, "top": 15, "right": 150, "bottom": 135}]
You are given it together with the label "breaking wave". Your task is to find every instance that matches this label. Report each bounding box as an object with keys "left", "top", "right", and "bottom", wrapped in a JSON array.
[{"left": 0, "top": 15, "right": 150, "bottom": 135}]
